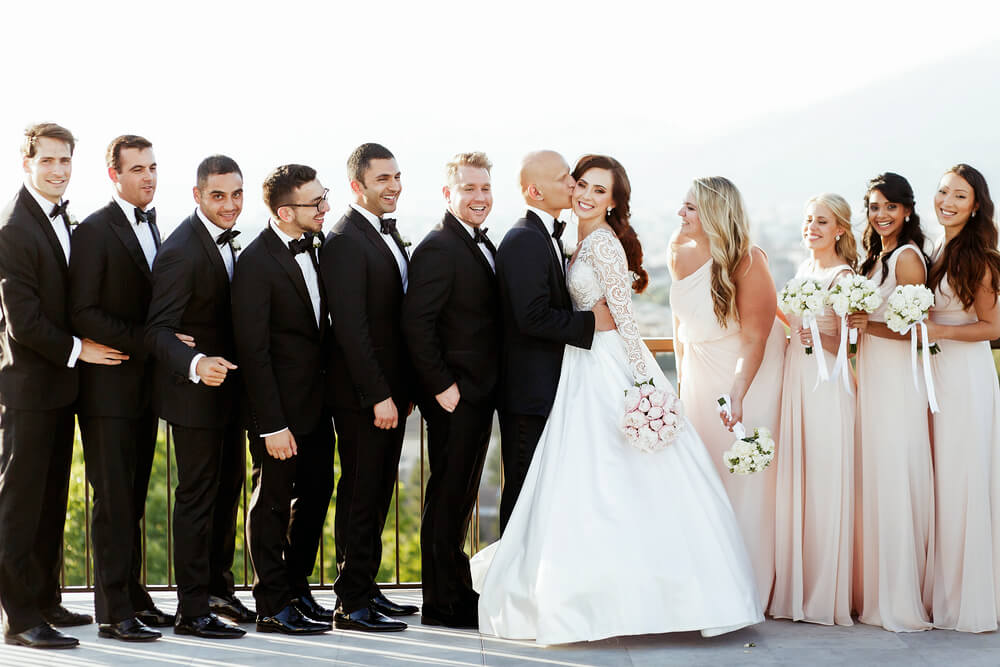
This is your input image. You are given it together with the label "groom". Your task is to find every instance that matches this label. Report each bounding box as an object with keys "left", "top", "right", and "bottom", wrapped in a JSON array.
[{"left": 495, "top": 150, "right": 615, "bottom": 533}]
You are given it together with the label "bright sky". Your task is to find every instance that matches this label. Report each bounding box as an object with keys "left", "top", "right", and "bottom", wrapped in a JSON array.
[{"left": 2, "top": 0, "right": 999, "bottom": 236}]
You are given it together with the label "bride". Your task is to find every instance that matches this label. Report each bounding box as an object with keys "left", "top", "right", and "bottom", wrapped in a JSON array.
[{"left": 470, "top": 155, "right": 763, "bottom": 645}]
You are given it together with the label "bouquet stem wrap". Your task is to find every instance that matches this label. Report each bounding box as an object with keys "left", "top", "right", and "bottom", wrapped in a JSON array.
[
  {"left": 829, "top": 315, "right": 853, "bottom": 395},
  {"left": 904, "top": 320, "right": 940, "bottom": 413},
  {"left": 804, "top": 313, "right": 829, "bottom": 390},
  {"left": 717, "top": 393, "right": 746, "bottom": 439}
]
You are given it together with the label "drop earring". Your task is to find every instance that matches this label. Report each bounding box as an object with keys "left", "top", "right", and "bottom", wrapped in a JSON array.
[
  {"left": 835, "top": 235, "right": 842, "bottom": 241},
  {"left": 905, "top": 215, "right": 910, "bottom": 222},
  {"left": 973, "top": 210, "right": 978, "bottom": 218}
]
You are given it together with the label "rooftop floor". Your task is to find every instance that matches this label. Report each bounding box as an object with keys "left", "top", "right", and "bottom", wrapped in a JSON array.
[{"left": 2, "top": 590, "right": 999, "bottom": 666}]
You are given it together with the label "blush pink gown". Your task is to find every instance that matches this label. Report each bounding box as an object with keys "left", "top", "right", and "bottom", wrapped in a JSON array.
[
  {"left": 671, "top": 256, "right": 786, "bottom": 608},
  {"left": 770, "top": 261, "right": 855, "bottom": 626},
  {"left": 853, "top": 243, "right": 934, "bottom": 632}
]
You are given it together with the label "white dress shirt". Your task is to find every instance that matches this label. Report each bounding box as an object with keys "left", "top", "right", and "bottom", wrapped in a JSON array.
[
  {"left": 112, "top": 193, "right": 158, "bottom": 269},
  {"left": 456, "top": 217, "right": 495, "bottom": 272},
  {"left": 188, "top": 208, "right": 239, "bottom": 383},
  {"left": 350, "top": 203, "right": 408, "bottom": 292},
  {"left": 526, "top": 205, "right": 565, "bottom": 274},
  {"left": 24, "top": 181, "right": 81, "bottom": 367}
]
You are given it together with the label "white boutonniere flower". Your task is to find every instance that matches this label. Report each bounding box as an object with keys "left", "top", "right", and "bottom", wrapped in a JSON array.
[
  {"left": 400, "top": 236, "right": 413, "bottom": 249},
  {"left": 68, "top": 214, "right": 80, "bottom": 229},
  {"left": 229, "top": 238, "right": 241, "bottom": 253},
  {"left": 312, "top": 234, "right": 323, "bottom": 249}
]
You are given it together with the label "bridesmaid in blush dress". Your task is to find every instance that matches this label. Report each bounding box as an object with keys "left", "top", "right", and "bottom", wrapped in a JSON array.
[
  {"left": 771, "top": 194, "right": 862, "bottom": 626},
  {"left": 925, "top": 164, "right": 1000, "bottom": 632},
  {"left": 853, "top": 172, "right": 934, "bottom": 632},
  {"left": 669, "top": 176, "right": 786, "bottom": 608}
]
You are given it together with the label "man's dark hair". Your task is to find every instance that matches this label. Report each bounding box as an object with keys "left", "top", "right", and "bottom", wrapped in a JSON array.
[
  {"left": 196, "top": 155, "right": 242, "bottom": 190},
  {"left": 22, "top": 122, "right": 76, "bottom": 157},
  {"left": 106, "top": 135, "right": 153, "bottom": 172},
  {"left": 262, "top": 164, "right": 318, "bottom": 215},
  {"left": 347, "top": 142, "right": 394, "bottom": 183}
]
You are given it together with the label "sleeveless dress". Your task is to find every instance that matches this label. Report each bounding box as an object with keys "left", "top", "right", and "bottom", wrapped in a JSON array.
[
  {"left": 770, "top": 261, "right": 855, "bottom": 625},
  {"left": 929, "top": 253, "right": 1000, "bottom": 632},
  {"left": 669, "top": 255, "right": 786, "bottom": 607},
  {"left": 853, "top": 243, "right": 934, "bottom": 632},
  {"left": 470, "top": 228, "right": 762, "bottom": 645}
]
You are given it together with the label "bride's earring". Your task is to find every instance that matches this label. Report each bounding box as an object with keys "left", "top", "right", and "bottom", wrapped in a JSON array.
[
  {"left": 606, "top": 207, "right": 613, "bottom": 218},
  {"left": 835, "top": 235, "right": 842, "bottom": 241},
  {"left": 905, "top": 215, "right": 910, "bottom": 222}
]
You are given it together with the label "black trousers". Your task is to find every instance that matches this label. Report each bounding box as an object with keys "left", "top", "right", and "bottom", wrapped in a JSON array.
[
  {"left": 170, "top": 421, "right": 244, "bottom": 617},
  {"left": 331, "top": 406, "right": 406, "bottom": 612},
  {"left": 0, "top": 405, "right": 75, "bottom": 634},
  {"left": 79, "top": 412, "right": 158, "bottom": 623},
  {"left": 497, "top": 412, "right": 546, "bottom": 535},
  {"left": 246, "top": 420, "right": 335, "bottom": 617},
  {"left": 420, "top": 399, "right": 492, "bottom": 613}
]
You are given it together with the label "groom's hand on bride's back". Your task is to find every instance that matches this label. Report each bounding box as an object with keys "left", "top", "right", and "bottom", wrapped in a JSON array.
[
  {"left": 373, "top": 397, "right": 400, "bottom": 429},
  {"left": 593, "top": 301, "right": 617, "bottom": 332}
]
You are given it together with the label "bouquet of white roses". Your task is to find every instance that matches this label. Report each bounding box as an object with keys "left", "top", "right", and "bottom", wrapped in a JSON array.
[
  {"left": 885, "top": 284, "right": 940, "bottom": 413},
  {"left": 827, "top": 274, "right": 881, "bottom": 354},
  {"left": 716, "top": 395, "right": 775, "bottom": 474},
  {"left": 778, "top": 277, "right": 827, "bottom": 355},
  {"left": 623, "top": 379, "right": 684, "bottom": 452}
]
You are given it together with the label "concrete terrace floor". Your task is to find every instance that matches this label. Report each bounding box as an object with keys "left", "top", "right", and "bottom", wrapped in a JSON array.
[{"left": 2, "top": 590, "right": 1000, "bottom": 666}]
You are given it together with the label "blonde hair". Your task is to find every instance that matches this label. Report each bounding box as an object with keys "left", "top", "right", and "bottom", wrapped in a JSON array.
[
  {"left": 805, "top": 193, "right": 857, "bottom": 271},
  {"left": 691, "top": 176, "right": 752, "bottom": 328},
  {"left": 445, "top": 151, "right": 492, "bottom": 184}
]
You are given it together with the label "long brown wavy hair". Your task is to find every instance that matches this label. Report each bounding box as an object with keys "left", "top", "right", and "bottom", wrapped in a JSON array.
[
  {"left": 858, "top": 172, "right": 930, "bottom": 282},
  {"left": 572, "top": 154, "right": 648, "bottom": 293},
  {"left": 927, "top": 164, "right": 1000, "bottom": 310}
]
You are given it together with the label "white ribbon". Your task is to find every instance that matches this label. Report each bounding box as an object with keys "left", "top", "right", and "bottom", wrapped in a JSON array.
[
  {"left": 717, "top": 394, "right": 746, "bottom": 439},
  {"left": 828, "top": 314, "right": 854, "bottom": 395},
  {"left": 903, "top": 320, "right": 941, "bottom": 413},
  {"left": 804, "top": 313, "right": 829, "bottom": 389},
  {"left": 848, "top": 326, "right": 859, "bottom": 349}
]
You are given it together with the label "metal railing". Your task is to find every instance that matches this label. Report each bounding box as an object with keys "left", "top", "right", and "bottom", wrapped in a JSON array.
[{"left": 58, "top": 338, "right": 676, "bottom": 593}]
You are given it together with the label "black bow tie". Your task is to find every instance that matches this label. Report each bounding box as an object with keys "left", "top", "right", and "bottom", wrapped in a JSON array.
[
  {"left": 288, "top": 236, "right": 314, "bottom": 255},
  {"left": 474, "top": 227, "right": 491, "bottom": 244},
  {"left": 216, "top": 229, "right": 241, "bottom": 246},
  {"left": 49, "top": 200, "right": 69, "bottom": 219},
  {"left": 380, "top": 218, "right": 398, "bottom": 235},
  {"left": 135, "top": 207, "right": 156, "bottom": 225},
  {"left": 552, "top": 220, "right": 566, "bottom": 240}
]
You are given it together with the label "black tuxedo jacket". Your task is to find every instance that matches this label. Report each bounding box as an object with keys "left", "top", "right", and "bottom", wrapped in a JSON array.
[
  {"left": 322, "top": 208, "right": 413, "bottom": 411},
  {"left": 232, "top": 227, "right": 329, "bottom": 436},
  {"left": 495, "top": 211, "right": 595, "bottom": 417},
  {"left": 144, "top": 212, "right": 238, "bottom": 429},
  {"left": 69, "top": 201, "right": 156, "bottom": 418},
  {"left": 0, "top": 187, "right": 78, "bottom": 410},
  {"left": 402, "top": 212, "right": 500, "bottom": 407}
]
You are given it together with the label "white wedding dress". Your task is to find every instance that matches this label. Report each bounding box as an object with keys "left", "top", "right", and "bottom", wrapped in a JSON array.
[{"left": 470, "top": 228, "right": 763, "bottom": 645}]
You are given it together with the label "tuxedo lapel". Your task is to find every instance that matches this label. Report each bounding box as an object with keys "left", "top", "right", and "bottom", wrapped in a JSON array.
[
  {"left": 525, "top": 211, "right": 569, "bottom": 305},
  {"left": 189, "top": 211, "right": 230, "bottom": 291},
  {"left": 443, "top": 212, "right": 493, "bottom": 277},
  {"left": 105, "top": 202, "right": 152, "bottom": 279},
  {"left": 263, "top": 227, "right": 317, "bottom": 330},
  {"left": 347, "top": 208, "right": 403, "bottom": 287},
  {"left": 18, "top": 187, "right": 68, "bottom": 275}
]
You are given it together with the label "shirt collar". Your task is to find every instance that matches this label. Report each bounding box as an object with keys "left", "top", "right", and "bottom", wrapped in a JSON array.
[
  {"left": 449, "top": 212, "right": 479, "bottom": 239},
  {"left": 526, "top": 205, "right": 556, "bottom": 230},
  {"left": 24, "top": 180, "right": 63, "bottom": 219},
  {"left": 350, "top": 203, "right": 383, "bottom": 229},
  {"left": 269, "top": 219, "right": 302, "bottom": 245},
  {"left": 112, "top": 191, "right": 151, "bottom": 226}
]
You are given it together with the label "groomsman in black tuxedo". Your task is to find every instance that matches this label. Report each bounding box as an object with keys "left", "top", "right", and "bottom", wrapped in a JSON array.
[
  {"left": 68, "top": 135, "right": 172, "bottom": 642},
  {"left": 323, "top": 143, "right": 418, "bottom": 632},
  {"left": 231, "top": 164, "right": 335, "bottom": 636},
  {"left": 0, "top": 123, "right": 128, "bottom": 649},
  {"left": 495, "top": 150, "right": 615, "bottom": 533},
  {"left": 145, "top": 155, "right": 252, "bottom": 639},
  {"left": 402, "top": 152, "right": 499, "bottom": 629}
]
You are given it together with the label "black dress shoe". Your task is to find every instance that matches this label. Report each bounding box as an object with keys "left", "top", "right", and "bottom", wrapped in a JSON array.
[
  {"left": 41, "top": 605, "right": 93, "bottom": 627},
  {"left": 174, "top": 612, "right": 246, "bottom": 639},
  {"left": 135, "top": 605, "right": 175, "bottom": 628},
  {"left": 257, "top": 604, "right": 330, "bottom": 635},
  {"left": 3, "top": 623, "right": 79, "bottom": 649},
  {"left": 98, "top": 617, "right": 161, "bottom": 642},
  {"left": 420, "top": 605, "right": 479, "bottom": 630},
  {"left": 208, "top": 594, "right": 256, "bottom": 623},
  {"left": 293, "top": 592, "right": 333, "bottom": 623},
  {"left": 333, "top": 605, "right": 406, "bottom": 632},
  {"left": 369, "top": 591, "right": 419, "bottom": 617}
]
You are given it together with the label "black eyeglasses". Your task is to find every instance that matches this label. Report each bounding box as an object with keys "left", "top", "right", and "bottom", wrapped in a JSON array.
[{"left": 280, "top": 188, "right": 330, "bottom": 210}]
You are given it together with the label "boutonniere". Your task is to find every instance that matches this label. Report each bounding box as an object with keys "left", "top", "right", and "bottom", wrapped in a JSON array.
[
  {"left": 312, "top": 234, "right": 323, "bottom": 250},
  {"left": 229, "top": 238, "right": 241, "bottom": 253},
  {"left": 401, "top": 236, "right": 413, "bottom": 249},
  {"left": 68, "top": 214, "right": 80, "bottom": 230},
  {"left": 562, "top": 244, "right": 575, "bottom": 261}
]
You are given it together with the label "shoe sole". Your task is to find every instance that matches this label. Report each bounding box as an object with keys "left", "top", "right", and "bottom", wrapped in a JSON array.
[
  {"left": 3, "top": 636, "right": 79, "bottom": 649},
  {"left": 173, "top": 627, "right": 246, "bottom": 639},
  {"left": 256, "top": 624, "right": 330, "bottom": 635},
  {"left": 333, "top": 621, "right": 406, "bottom": 632},
  {"left": 97, "top": 630, "right": 160, "bottom": 642}
]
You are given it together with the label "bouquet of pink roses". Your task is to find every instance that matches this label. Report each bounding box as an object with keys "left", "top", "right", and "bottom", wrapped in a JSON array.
[{"left": 622, "top": 379, "right": 684, "bottom": 452}]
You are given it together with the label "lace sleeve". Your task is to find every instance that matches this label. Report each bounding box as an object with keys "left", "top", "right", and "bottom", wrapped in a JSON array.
[{"left": 588, "top": 229, "right": 650, "bottom": 383}]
